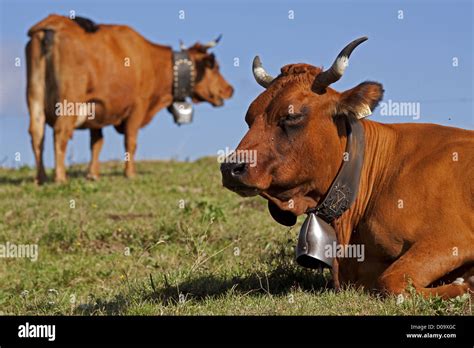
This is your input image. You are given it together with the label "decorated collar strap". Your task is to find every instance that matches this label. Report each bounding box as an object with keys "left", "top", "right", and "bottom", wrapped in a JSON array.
[
  {"left": 172, "top": 50, "right": 195, "bottom": 101},
  {"left": 308, "top": 117, "right": 365, "bottom": 223}
]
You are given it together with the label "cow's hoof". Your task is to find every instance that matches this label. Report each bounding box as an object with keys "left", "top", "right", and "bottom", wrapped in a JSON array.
[
  {"left": 35, "top": 176, "right": 47, "bottom": 185},
  {"left": 35, "top": 171, "right": 48, "bottom": 185},
  {"left": 54, "top": 176, "right": 68, "bottom": 184},
  {"left": 124, "top": 171, "right": 136, "bottom": 179},
  {"left": 86, "top": 173, "right": 99, "bottom": 181}
]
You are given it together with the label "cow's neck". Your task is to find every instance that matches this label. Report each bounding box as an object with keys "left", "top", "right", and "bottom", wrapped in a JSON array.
[
  {"left": 333, "top": 120, "right": 397, "bottom": 245},
  {"left": 149, "top": 45, "right": 175, "bottom": 111},
  {"left": 329, "top": 119, "right": 397, "bottom": 288}
]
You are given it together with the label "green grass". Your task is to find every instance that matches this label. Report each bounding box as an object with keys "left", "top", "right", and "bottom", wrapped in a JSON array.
[{"left": 0, "top": 158, "right": 471, "bottom": 315}]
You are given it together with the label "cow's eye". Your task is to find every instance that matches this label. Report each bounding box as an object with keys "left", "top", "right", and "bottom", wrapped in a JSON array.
[{"left": 278, "top": 113, "right": 305, "bottom": 127}]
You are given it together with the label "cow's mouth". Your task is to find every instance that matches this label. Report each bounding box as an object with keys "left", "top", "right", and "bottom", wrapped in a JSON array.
[
  {"left": 261, "top": 186, "right": 319, "bottom": 217},
  {"left": 212, "top": 98, "right": 224, "bottom": 107},
  {"left": 192, "top": 94, "right": 224, "bottom": 107},
  {"left": 225, "top": 184, "right": 261, "bottom": 197}
]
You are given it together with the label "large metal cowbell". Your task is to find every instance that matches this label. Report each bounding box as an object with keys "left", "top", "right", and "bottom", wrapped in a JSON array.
[{"left": 295, "top": 213, "right": 337, "bottom": 269}]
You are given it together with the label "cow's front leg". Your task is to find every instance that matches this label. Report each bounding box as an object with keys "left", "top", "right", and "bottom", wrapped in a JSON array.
[
  {"left": 377, "top": 239, "right": 474, "bottom": 299},
  {"left": 124, "top": 103, "right": 145, "bottom": 178},
  {"left": 53, "top": 118, "right": 74, "bottom": 183},
  {"left": 86, "top": 128, "right": 104, "bottom": 181}
]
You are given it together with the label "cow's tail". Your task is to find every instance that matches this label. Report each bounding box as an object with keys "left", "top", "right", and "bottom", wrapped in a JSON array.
[{"left": 26, "top": 29, "right": 55, "bottom": 178}]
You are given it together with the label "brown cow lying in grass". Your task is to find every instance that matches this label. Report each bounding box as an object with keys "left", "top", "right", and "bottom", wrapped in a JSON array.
[
  {"left": 221, "top": 37, "right": 474, "bottom": 299},
  {"left": 26, "top": 15, "right": 233, "bottom": 183}
]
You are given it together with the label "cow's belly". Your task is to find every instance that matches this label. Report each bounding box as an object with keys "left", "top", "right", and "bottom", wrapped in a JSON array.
[
  {"left": 80, "top": 112, "right": 125, "bottom": 129},
  {"left": 76, "top": 97, "right": 133, "bottom": 129}
]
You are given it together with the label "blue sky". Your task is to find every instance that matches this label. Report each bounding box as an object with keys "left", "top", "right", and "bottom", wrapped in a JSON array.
[{"left": 0, "top": 0, "right": 472, "bottom": 168}]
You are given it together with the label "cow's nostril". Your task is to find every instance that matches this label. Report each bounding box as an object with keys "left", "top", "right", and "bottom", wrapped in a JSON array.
[{"left": 231, "top": 162, "right": 247, "bottom": 177}]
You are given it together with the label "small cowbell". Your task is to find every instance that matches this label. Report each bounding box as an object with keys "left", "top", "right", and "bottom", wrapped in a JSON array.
[{"left": 169, "top": 101, "right": 194, "bottom": 125}]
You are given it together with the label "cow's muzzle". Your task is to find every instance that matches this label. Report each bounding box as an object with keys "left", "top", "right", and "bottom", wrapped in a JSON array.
[{"left": 220, "top": 162, "right": 259, "bottom": 197}]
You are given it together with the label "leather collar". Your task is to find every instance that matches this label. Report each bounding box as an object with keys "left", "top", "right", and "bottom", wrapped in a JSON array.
[
  {"left": 307, "top": 117, "right": 365, "bottom": 223},
  {"left": 172, "top": 50, "right": 195, "bottom": 101}
]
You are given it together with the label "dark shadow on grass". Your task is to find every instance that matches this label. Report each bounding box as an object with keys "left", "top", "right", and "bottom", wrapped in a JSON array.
[
  {"left": 74, "top": 294, "right": 130, "bottom": 316},
  {"left": 150, "top": 262, "right": 332, "bottom": 305},
  {"left": 0, "top": 175, "right": 32, "bottom": 185},
  {"left": 0, "top": 163, "right": 154, "bottom": 186},
  {"left": 156, "top": 243, "right": 334, "bottom": 303},
  {"left": 0, "top": 171, "right": 124, "bottom": 186},
  {"left": 0, "top": 168, "right": 127, "bottom": 186},
  {"left": 67, "top": 168, "right": 155, "bottom": 179},
  {"left": 75, "top": 266, "right": 331, "bottom": 315}
]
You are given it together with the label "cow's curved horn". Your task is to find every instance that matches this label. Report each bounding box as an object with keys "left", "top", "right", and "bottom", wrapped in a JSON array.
[
  {"left": 203, "top": 34, "right": 222, "bottom": 49},
  {"left": 253, "top": 56, "right": 275, "bottom": 88},
  {"left": 312, "top": 36, "right": 368, "bottom": 93},
  {"left": 179, "top": 39, "right": 187, "bottom": 50}
]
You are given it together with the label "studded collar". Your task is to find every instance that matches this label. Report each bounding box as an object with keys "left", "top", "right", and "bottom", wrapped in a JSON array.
[{"left": 172, "top": 50, "right": 195, "bottom": 101}]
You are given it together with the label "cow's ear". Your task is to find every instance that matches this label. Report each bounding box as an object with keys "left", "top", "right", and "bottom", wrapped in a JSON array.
[
  {"left": 337, "top": 81, "right": 384, "bottom": 119},
  {"left": 268, "top": 201, "right": 297, "bottom": 226}
]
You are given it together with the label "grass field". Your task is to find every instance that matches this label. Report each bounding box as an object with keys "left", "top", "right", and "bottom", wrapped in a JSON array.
[{"left": 0, "top": 158, "right": 471, "bottom": 315}]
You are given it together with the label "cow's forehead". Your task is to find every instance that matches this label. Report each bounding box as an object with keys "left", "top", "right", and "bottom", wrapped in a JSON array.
[{"left": 247, "top": 77, "right": 314, "bottom": 121}]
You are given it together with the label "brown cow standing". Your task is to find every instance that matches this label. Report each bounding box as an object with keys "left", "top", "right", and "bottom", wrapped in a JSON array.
[
  {"left": 26, "top": 14, "right": 233, "bottom": 183},
  {"left": 221, "top": 38, "right": 474, "bottom": 299}
]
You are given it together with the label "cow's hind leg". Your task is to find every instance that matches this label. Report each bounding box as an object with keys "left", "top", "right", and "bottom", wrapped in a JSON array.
[
  {"left": 377, "top": 238, "right": 474, "bottom": 299},
  {"left": 53, "top": 118, "right": 75, "bottom": 183},
  {"left": 26, "top": 37, "right": 48, "bottom": 184},
  {"left": 28, "top": 94, "right": 47, "bottom": 185},
  {"left": 86, "top": 128, "right": 104, "bottom": 180}
]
